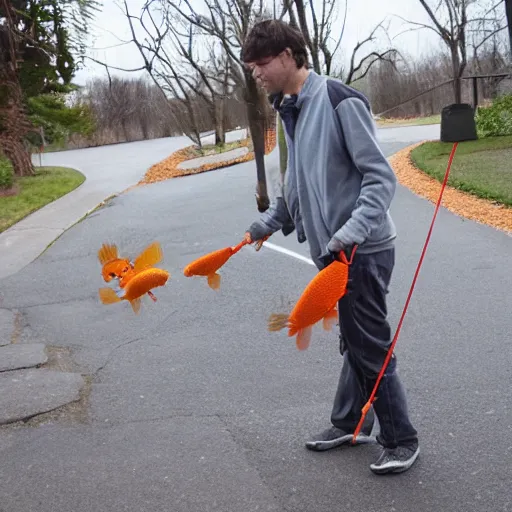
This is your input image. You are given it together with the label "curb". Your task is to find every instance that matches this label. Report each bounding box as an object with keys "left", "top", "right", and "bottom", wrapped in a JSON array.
[{"left": 138, "top": 132, "right": 277, "bottom": 186}]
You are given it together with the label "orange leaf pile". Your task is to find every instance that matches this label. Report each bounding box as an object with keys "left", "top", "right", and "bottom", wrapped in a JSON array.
[{"left": 138, "top": 130, "right": 277, "bottom": 186}]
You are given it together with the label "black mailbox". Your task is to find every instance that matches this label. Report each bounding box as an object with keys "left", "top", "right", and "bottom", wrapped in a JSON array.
[{"left": 440, "top": 103, "right": 478, "bottom": 142}]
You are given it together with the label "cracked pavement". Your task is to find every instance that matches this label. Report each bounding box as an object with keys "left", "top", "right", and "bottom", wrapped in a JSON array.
[{"left": 0, "top": 127, "right": 511, "bottom": 512}]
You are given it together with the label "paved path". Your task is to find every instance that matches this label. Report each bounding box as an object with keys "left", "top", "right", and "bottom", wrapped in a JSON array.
[
  {"left": 1, "top": 124, "right": 511, "bottom": 512},
  {"left": 0, "top": 129, "right": 247, "bottom": 280}
]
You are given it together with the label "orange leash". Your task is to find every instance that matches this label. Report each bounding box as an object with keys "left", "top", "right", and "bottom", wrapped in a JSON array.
[{"left": 351, "top": 142, "right": 459, "bottom": 443}]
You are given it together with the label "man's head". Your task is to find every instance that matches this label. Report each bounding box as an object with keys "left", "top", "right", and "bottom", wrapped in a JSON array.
[{"left": 241, "top": 20, "right": 308, "bottom": 94}]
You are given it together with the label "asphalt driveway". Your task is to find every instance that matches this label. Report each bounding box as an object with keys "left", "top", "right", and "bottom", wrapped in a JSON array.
[{"left": 0, "top": 123, "right": 510, "bottom": 512}]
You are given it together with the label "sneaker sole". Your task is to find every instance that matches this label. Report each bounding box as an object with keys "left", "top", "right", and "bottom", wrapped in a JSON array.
[
  {"left": 305, "top": 433, "right": 373, "bottom": 452},
  {"left": 370, "top": 446, "right": 420, "bottom": 475}
]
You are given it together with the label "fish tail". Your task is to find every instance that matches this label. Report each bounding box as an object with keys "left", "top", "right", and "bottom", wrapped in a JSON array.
[
  {"left": 267, "top": 313, "right": 289, "bottom": 332},
  {"left": 98, "top": 243, "right": 118, "bottom": 265},
  {"left": 322, "top": 308, "right": 338, "bottom": 331},
  {"left": 98, "top": 287, "right": 122, "bottom": 305},
  {"left": 296, "top": 326, "right": 313, "bottom": 351},
  {"left": 207, "top": 272, "right": 221, "bottom": 290},
  {"left": 130, "top": 297, "right": 141, "bottom": 314}
]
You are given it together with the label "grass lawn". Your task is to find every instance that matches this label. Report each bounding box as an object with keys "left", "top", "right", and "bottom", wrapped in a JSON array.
[
  {"left": 410, "top": 135, "right": 512, "bottom": 206},
  {"left": 376, "top": 114, "right": 441, "bottom": 128},
  {"left": 0, "top": 166, "right": 85, "bottom": 233}
]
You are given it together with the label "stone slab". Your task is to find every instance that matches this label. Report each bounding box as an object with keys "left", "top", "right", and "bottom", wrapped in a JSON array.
[
  {"left": 0, "top": 309, "right": 15, "bottom": 346},
  {"left": 0, "top": 369, "right": 84, "bottom": 425},
  {"left": 0, "top": 343, "right": 48, "bottom": 372},
  {"left": 177, "top": 147, "right": 249, "bottom": 170}
]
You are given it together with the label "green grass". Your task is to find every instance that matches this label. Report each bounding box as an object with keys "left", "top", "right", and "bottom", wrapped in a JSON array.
[
  {"left": 0, "top": 165, "right": 85, "bottom": 233},
  {"left": 376, "top": 114, "right": 441, "bottom": 127},
  {"left": 410, "top": 135, "right": 512, "bottom": 206}
]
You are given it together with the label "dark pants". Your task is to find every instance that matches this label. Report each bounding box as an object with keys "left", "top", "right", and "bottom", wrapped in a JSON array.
[{"left": 330, "top": 248, "right": 418, "bottom": 449}]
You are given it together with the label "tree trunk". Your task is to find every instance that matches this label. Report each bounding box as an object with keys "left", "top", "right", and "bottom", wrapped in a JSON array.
[
  {"left": 451, "top": 45, "right": 462, "bottom": 104},
  {"left": 293, "top": 0, "right": 321, "bottom": 73},
  {"left": 506, "top": 0, "right": 512, "bottom": 62},
  {"left": 2, "top": 136, "right": 35, "bottom": 177},
  {"left": 277, "top": 113, "right": 287, "bottom": 178},
  {"left": 214, "top": 99, "right": 225, "bottom": 146},
  {"left": 243, "top": 70, "right": 269, "bottom": 213}
]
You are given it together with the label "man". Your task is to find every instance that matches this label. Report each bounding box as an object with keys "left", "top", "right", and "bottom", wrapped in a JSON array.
[{"left": 241, "top": 19, "right": 420, "bottom": 475}]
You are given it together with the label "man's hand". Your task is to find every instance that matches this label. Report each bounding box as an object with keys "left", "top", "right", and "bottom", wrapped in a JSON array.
[
  {"left": 327, "top": 235, "right": 345, "bottom": 256},
  {"left": 245, "top": 224, "right": 270, "bottom": 251},
  {"left": 327, "top": 236, "right": 356, "bottom": 263}
]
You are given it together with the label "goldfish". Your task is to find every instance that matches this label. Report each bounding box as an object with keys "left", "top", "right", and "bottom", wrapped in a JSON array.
[
  {"left": 98, "top": 241, "right": 169, "bottom": 313},
  {"left": 268, "top": 258, "right": 351, "bottom": 351},
  {"left": 183, "top": 239, "right": 248, "bottom": 290},
  {"left": 97, "top": 243, "right": 132, "bottom": 282},
  {"left": 98, "top": 241, "right": 163, "bottom": 282},
  {"left": 98, "top": 268, "right": 170, "bottom": 314},
  {"left": 183, "top": 234, "right": 271, "bottom": 290}
]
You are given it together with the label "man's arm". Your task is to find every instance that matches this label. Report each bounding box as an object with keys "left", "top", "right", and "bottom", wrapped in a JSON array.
[
  {"left": 246, "top": 196, "right": 293, "bottom": 241},
  {"left": 329, "top": 97, "right": 397, "bottom": 249}
]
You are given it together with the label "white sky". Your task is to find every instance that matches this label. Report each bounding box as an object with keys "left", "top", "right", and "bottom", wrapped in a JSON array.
[{"left": 74, "top": 0, "right": 444, "bottom": 86}]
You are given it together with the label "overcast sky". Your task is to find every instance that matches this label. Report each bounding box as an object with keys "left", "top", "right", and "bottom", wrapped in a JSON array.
[{"left": 74, "top": 0, "right": 443, "bottom": 85}]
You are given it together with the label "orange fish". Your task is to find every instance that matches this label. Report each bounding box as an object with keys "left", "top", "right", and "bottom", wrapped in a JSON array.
[
  {"left": 183, "top": 234, "right": 271, "bottom": 290},
  {"left": 98, "top": 241, "right": 169, "bottom": 313},
  {"left": 268, "top": 259, "right": 350, "bottom": 350},
  {"left": 98, "top": 242, "right": 163, "bottom": 283},
  {"left": 97, "top": 243, "right": 132, "bottom": 282},
  {"left": 98, "top": 268, "right": 170, "bottom": 314},
  {"left": 183, "top": 239, "right": 248, "bottom": 290}
]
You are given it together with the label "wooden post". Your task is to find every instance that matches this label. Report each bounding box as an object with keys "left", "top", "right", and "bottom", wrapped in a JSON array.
[{"left": 506, "top": 0, "right": 512, "bottom": 62}]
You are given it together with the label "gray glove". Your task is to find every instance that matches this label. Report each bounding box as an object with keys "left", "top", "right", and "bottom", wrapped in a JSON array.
[
  {"left": 246, "top": 221, "right": 272, "bottom": 242},
  {"left": 327, "top": 235, "right": 346, "bottom": 255}
]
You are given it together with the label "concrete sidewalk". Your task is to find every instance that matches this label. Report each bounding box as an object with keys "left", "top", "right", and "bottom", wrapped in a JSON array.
[{"left": 0, "top": 131, "right": 249, "bottom": 280}]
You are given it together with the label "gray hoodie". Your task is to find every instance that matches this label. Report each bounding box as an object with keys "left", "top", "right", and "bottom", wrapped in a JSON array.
[{"left": 251, "top": 70, "right": 397, "bottom": 269}]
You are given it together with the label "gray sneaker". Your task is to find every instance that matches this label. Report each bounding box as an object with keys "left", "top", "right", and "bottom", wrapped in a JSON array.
[
  {"left": 305, "top": 426, "right": 373, "bottom": 451},
  {"left": 370, "top": 443, "right": 420, "bottom": 474}
]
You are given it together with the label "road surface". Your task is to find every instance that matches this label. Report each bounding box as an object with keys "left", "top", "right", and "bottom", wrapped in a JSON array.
[{"left": 0, "top": 123, "right": 511, "bottom": 512}]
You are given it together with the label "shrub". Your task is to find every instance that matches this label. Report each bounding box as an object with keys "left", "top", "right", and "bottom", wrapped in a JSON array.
[
  {"left": 475, "top": 94, "right": 512, "bottom": 137},
  {"left": 0, "top": 156, "right": 14, "bottom": 189}
]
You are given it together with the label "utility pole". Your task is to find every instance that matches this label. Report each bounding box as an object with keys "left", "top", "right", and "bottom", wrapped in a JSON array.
[{"left": 506, "top": 0, "right": 512, "bottom": 61}]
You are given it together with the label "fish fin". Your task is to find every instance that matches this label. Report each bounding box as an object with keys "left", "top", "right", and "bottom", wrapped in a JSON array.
[
  {"left": 322, "top": 308, "right": 338, "bottom": 331},
  {"left": 130, "top": 298, "right": 141, "bottom": 314},
  {"left": 98, "top": 243, "right": 118, "bottom": 265},
  {"left": 296, "top": 326, "right": 313, "bottom": 351},
  {"left": 99, "top": 287, "right": 122, "bottom": 305},
  {"left": 207, "top": 273, "right": 221, "bottom": 290},
  {"left": 267, "top": 313, "right": 289, "bottom": 332},
  {"left": 133, "top": 242, "right": 163, "bottom": 272}
]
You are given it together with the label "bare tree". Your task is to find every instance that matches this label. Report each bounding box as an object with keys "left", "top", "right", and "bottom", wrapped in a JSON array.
[
  {"left": 86, "top": 0, "right": 207, "bottom": 147},
  {"left": 163, "top": 0, "right": 274, "bottom": 212},
  {"left": 161, "top": 11, "right": 237, "bottom": 146},
  {"left": 397, "top": 0, "right": 507, "bottom": 103},
  {"left": 278, "top": 0, "right": 399, "bottom": 80},
  {"left": 337, "top": 20, "right": 400, "bottom": 84}
]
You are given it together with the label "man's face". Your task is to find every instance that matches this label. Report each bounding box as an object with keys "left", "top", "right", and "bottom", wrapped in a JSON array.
[{"left": 245, "top": 50, "right": 292, "bottom": 94}]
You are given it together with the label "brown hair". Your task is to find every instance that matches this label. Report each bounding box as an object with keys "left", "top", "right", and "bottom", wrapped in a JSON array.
[{"left": 241, "top": 20, "right": 308, "bottom": 68}]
